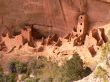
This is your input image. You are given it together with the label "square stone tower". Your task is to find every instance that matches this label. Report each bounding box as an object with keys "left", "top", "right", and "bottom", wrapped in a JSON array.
[
  {"left": 74, "top": 14, "right": 88, "bottom": 46},
  {"left": 77, "top": 14, "right": 88, "bottom": 37}
]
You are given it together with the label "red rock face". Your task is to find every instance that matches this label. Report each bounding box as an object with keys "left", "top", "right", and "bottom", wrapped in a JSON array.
[{"left": 0, "top": 0, "right": 110, "bottom": 36}]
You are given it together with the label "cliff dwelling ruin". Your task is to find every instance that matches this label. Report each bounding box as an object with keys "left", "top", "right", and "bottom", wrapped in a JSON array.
[
  {"left": 0, "top": 0, "right": 110, "bottom": 75},
  {"left": 0, "top": 14, "right": 108, "bottom": 56}
]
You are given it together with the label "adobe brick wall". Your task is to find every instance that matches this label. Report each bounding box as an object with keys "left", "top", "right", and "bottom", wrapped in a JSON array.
[{"left": 0, "top": 27, "right": 32, "bottom": 51}]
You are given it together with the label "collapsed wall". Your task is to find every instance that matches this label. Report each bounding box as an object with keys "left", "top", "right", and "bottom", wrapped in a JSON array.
[{"left": 0, "top": 21, "right": 108, "bottom": 57}]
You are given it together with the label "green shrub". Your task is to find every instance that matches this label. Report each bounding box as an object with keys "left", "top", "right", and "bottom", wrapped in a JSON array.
[
  {"left": 44, "top": 77, "right": 53, "bottom": 82},
  {"left": 15, "top": 61, "right": 27, "bottom": 74},
  {"left": 100, "top": 30, "right": 110, "bottom": 65},
  {"left": 40, "top": 62, "right": 61, "bottom": 81},
  {"left": 101, "top": 42, "right": 110, "bottom": 61},
  {"left": 0, "top": 66, "right": 17, "bottom": 82},
  {"left": 4, "top": 73, "right": 17, "bottom": 82},
  {"left": 26, "top": 54, "right": 91, "bottom": 82},
  {"left": 61, "top": 53, "right": 89, "bottom": 82},
  {"left": 27, "top": 56, "right": 47, "bottom": 76},
  {"left": 25, "top": 78, "right": 33, "bottom": 82},
  {"left": 0, "top": 66, "right": 4, "bottom": 82},
  {"left": 82, "top": 67, "right": 92, "bottom": 77},
  {"left": 95, "top": 66, "right": 108, "bottom": 82},
  {"left": 8, "top": 59, "right": 27, "bottom": 74},
  {"left": 8, "top": 59, "right": 17, "bottom": 73},
  {"left": 6, "top": 55, "right": 92, "bottom": 82},
  {"left": 27, "top": 56, "right": 62, "bottom": 82}
]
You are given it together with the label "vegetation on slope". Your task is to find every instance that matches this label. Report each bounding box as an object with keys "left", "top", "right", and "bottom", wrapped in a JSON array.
[
  {"left": 94, "top": 30, "right": 110, "bottom": 82},
  {"left": 95, "top": 66, "right": 108, "bottom": 82},
  {"left": 0, "top": 53, "right": 92, "bottom": 82}
]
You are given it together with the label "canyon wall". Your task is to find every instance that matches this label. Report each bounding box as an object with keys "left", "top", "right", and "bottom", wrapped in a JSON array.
[{"left": 0, "top": 0, "right": 110, "bottom": 36}]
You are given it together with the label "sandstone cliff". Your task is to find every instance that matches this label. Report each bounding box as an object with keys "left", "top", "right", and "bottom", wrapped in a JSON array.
[{"left": 0, "top": 0, "right": 110, "bottom": 36}]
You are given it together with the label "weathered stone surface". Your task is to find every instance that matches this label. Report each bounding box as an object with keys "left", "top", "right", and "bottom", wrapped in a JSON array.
[
  {"left": 77, "top": 14, "right": 88, "bottom": 37},
  {"left": 99, "top": 28, "right": 108, "bottom": 43},
  {"left": 55, "top": 38, "right": 62, "bottom": 47},
  {"left": 46, "top": 35, "right": 53, "bottom": 45},
  {"left": 0, "top": 27, "right": 33, "bottom": 51},
  {"left": 21, "top": 26, "right": 32, "bottom": 42},
  {"left": 37, "top": 46, "right": 44, "bottom": 52},
  {"left": 92, "top": 29, "right": 100, "bottom": 41},
  {"left": 74, "top": 35, "right": 85, "bottom": 46},
  {"left": 99, "top": 0, "right": 110, "bottom": 3},
  {"left": 41, "top": 37, "right": 46, "bottom": 45},
  {"left": 73, "top": 14, "right": 88, "bottom": 46},
  {"left": 88, "top": 45, "right": 96, "bottom": 57},
  {"left": 91, "top": 28, "right": 108, "bottom": 46},
  {"left": 51, "top": 34, "right": 59, "bottom": 42},
  {"left": 1, "top": 33, "right": 23, "bottom": 51},
  {"left": 64, "top": 33, "right": 71, "bottom": 39}
]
